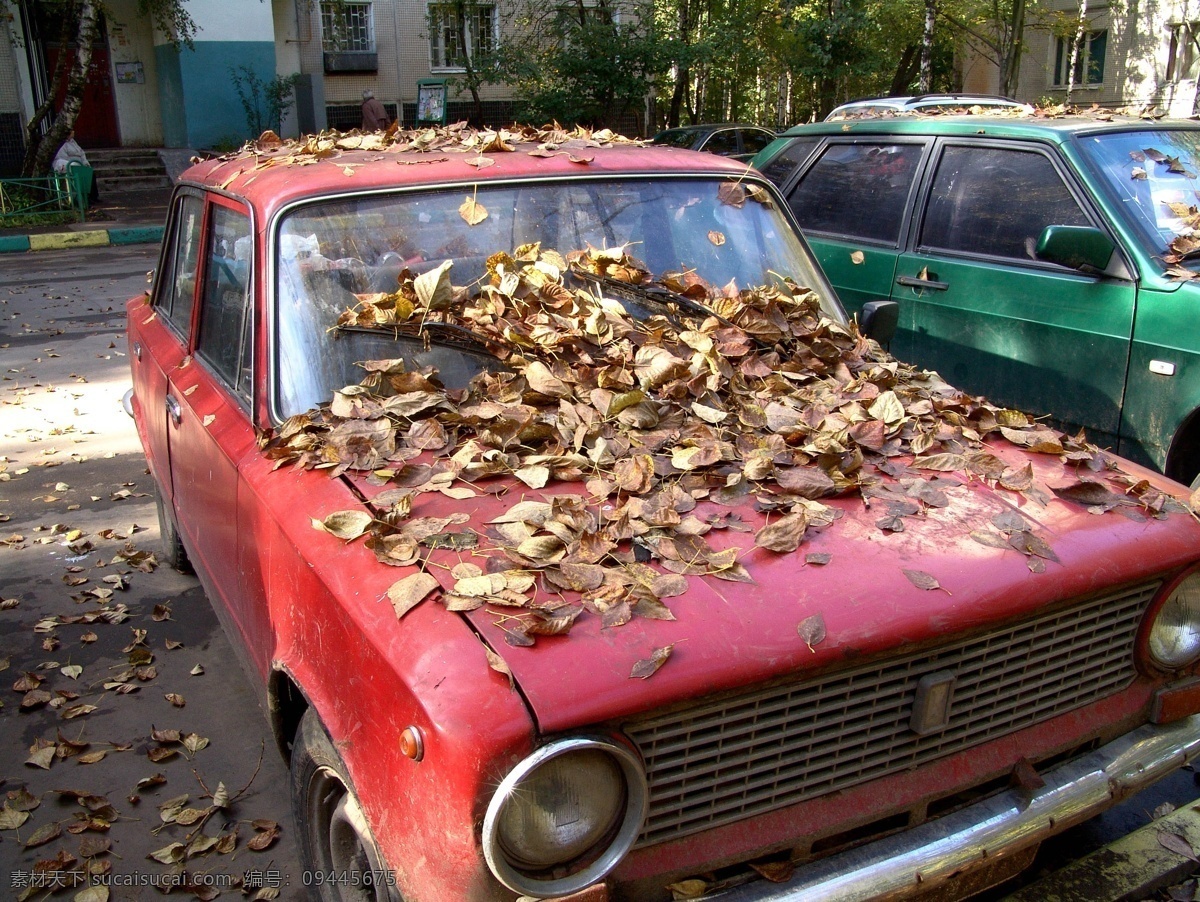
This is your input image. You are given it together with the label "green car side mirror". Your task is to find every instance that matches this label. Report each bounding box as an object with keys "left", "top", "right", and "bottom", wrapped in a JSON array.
[{"left": 1035, "top": 225, "right": 1116, "bottom": 274}]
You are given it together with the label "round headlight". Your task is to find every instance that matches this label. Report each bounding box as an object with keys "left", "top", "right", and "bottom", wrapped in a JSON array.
[
  {"left": 483, "top": 737, "right": 647, "bottom": 898},
  {"left": 1148, "top": 572, "right": 1200, "bottom": 669}
]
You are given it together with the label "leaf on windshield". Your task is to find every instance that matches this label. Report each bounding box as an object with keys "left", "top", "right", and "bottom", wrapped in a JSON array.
[
  {"left": 707, "top": 230, "right": 725, "bottom": 246},
  {"left": 459, "top": 196, "right": 488, "bottom": 225},
  {"left": 414, "top": 259, "right": 455, "bottom": 309},
  {"left": 717, "top": 182, "right": 746, "bottom": 207}
]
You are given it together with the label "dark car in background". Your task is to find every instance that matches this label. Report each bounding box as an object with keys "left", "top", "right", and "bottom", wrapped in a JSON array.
[
  {"left": 651, "top": 123, "right": 777, "bottom": 161},
  {"left": 754, "top": 112, "right": 1200, "bottom": 487}
]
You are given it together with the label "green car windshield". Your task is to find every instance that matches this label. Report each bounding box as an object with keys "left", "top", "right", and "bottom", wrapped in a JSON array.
[{"left": 1077, "top": 128, "right": 1200, "bottom": 266}]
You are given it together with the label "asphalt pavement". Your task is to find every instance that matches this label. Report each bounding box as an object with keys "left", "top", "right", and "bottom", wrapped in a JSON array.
[{"left": 0, "top": 246, "right": 302, "bottom": 900}]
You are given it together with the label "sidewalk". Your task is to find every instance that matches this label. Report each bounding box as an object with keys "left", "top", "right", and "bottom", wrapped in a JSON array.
[{"left": 0, "top": 184, "right": 172, "bottom": 254}]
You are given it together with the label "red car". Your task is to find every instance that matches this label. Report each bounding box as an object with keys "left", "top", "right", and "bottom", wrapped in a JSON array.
[{"left": 126, "top": 126, "right": 1200, "bottom": 902}]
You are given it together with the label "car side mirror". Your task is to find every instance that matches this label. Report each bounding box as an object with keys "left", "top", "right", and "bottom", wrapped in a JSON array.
[
  {"left": 1034, "top": 225, "right": 1116, "bottom": 274},
  {"left": 859, "top": 299, "right": 898, "bottom": 347}
]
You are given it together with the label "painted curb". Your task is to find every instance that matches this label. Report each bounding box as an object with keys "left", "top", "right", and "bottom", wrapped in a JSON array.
[
  {"left": 0, "top": 226, "right": 164, "bottom": 253},
  {"left": 29, "top": 230, "right": 111, "bottom": 251},
  {"left": 109, "top": 226, "right": 164, "bottom": 246},
  {"left": 1002, "top": 799, "right": 1200, "bottom": 901}
]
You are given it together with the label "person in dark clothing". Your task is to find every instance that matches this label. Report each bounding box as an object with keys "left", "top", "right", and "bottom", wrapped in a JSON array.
[{"left": 361, "top": 90, "right": 389, "bottom": 131}]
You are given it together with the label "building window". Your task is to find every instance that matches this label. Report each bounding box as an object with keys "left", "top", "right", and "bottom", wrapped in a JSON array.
[
  {"left": 1167, "top": 23, "right": 1200, "bottom": 82},
  {"left": 429, "top": 2, "right": 497, "bottom": 71},
  {"left": 321, "top": 1, "right": 375, "bottom": 53},
  {"left": 1053, "top": 29, "right": 1107, "bottom": 87}
]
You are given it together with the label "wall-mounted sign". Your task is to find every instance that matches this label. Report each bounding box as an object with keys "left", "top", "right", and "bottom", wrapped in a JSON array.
[{"left": 115, "top": 62, "right": 144, "bottom": 84}]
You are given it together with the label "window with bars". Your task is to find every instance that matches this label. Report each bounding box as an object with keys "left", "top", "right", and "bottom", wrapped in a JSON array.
[
  {"left": 321, "top": 1, "right": 375, "bottom": 53},
  {"left": 1053, "top": 29, "right": 1107, "bottom": 87},
  {"left": 428, "top": 2, "right": 497, "bottom": 71}
]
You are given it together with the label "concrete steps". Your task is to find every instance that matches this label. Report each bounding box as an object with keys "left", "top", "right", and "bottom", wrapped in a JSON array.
[{"left": 87, "top": 148, "right": 171, "bottom": 193}]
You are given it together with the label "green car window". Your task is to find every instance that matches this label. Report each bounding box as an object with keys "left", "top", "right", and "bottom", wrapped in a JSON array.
[
  {"left": 787, "top": 142, "right": 924, "bottom": 245},
  {"left": 920, "top": 145, "right": 1090, "bottom": 261}
]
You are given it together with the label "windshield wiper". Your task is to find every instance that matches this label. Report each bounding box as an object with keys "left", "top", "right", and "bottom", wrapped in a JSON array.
[
  {"left": 334, "top": 322, "right": 500, "bottom": 358},
  {"left": 574, "top": 271, "right": 737, "bottom": 329}
]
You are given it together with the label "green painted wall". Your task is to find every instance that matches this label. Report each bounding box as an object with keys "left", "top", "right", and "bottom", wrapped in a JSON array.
[{"left": 155, "top": 41, "right": 275, "bottom": 150}]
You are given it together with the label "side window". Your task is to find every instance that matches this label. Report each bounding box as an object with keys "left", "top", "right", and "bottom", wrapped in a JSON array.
[
  {"left": 703, "top": 130, "right": 739, "bottom": 156},
  {"left": 740, "top": 129, "right": 776, "bottom": 157},
  {"left": 156, "top": 194, "right": 203, "bottom": 335},
  {"left": 196, "top": 205, "right": 253, "bottom": 400},
  {"left": 787, "top": 142, "right": 924, "bottom": 245},
  {"left": 919, "top": 146, "right": 1091, "bottom": 261},
  {"left": 757, "top": 138, "right": 818, "bottom": 186}
]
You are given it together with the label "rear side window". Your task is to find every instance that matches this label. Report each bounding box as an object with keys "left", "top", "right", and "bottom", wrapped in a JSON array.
[
  {"left": 757, "top": 138, "right": 818, "bottom": 186},
  {"left": 157, "top": 194, "right": 203, "bottom": 335},
  {"left": 919, "top": 145, "right": 1091, "bottom": 260},
  {"left": 704, "top": 130, "right": 739, "bottom": 156},
  {"left": 196, "top": 205, "right": 253, "bottom": 400},
  {"left": 787, "top": 142, "right": 924, "bottom": 245},
  {"left": 740, "top": 129, "right": 776, "bottom": 156}
]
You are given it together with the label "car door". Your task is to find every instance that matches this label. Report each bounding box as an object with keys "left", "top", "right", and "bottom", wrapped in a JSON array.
[
  {"left": 783, "top": 139, "right": 930, "bottom": 320},
  {"left": 895, "top": 141, "right": 1136, "bottom": 445},
  {"left": 132, "top": 191, "right": 204, "bottom": 500},
  {"left": 166, "top": 197, "right": 260, "bottom": 643}
]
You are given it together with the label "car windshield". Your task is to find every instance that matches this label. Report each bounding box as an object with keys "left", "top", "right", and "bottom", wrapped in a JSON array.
[
  {"left": 1076, "top": 128, "right": 1200, "bottom": 264},
  {"left": 273, "top": 175, "right": 839, "bottom": 419}
]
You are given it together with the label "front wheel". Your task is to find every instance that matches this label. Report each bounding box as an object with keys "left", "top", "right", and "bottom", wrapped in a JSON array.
[
  {"left": 291, "top": 710, "right": 402, "bottom": 902},
  {"left": 154, "top": 483, "right": 191, "bottom": 573}
]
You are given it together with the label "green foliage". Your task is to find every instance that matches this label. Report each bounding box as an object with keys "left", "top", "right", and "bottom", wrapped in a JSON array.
[{"left": 229, "top": 67, "right": 302, "bottom": 137}]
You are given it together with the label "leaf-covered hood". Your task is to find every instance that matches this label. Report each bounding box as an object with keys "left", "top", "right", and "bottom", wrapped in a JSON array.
[{"left": 276, "top": 242, "right": 1200, "bottom": 732}]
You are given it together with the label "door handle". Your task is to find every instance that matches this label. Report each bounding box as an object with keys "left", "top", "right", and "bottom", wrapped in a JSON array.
[
  {"left": 897, "top": 274, "right": 949, "bottom": 291},
  {"left": 166, "top": 394, "right": 181, "bottom": 427}
]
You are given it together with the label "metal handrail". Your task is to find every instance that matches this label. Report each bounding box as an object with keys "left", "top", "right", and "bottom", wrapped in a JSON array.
[{"left": 0, "top": 173, "right": 85, "bottom": 222}]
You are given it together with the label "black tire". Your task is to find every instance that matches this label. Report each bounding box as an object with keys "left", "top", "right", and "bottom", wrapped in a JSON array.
[
  {"left": 292, "top": 710, "right": 402, "bottom": 902},
  {"left": 155, "top": 483, "right": 192, "bottom": 573}
]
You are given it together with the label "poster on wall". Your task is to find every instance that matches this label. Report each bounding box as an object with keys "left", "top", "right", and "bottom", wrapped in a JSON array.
[
  {"left": 115, "top": 62, "right": 144, "bottom": 84},
  {"left": 416, "top": 79, "right": 447, "bottom": 125}
]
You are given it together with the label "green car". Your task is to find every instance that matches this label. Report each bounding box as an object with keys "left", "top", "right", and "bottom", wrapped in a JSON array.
[{"left": 754, "top": 115, "right": 1200, "bottom": 486}]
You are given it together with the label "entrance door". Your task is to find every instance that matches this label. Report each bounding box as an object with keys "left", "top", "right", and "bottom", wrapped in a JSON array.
[{"left": 45, "top": 37, "right": 119, "bottom": 147}]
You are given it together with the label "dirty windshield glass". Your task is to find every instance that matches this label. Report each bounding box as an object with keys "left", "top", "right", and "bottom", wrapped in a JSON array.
[
  {"left": 1077, "top": 128, "right": 1200, "bottom": 264},
  {"left": 274, "top": 177, "right": 839, "bottom": 418}
]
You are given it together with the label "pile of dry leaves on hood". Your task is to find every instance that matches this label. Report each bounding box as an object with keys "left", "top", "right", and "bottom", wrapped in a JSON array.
[{"left": 262, "top": 241, "right": 1187, "bottom": 645}]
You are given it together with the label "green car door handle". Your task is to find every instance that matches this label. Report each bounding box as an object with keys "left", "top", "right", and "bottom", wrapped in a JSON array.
[{"left": 897, "top": 274, "right": 949, "bottom": 291}]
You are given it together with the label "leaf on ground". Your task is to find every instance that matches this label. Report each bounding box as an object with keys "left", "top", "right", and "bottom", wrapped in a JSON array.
[
  {"left": 1159, "top": 829, "right": 1200, "bottom": 862},
  {"left": 247, "top": 820, "right": 281, "bottom": 851}
]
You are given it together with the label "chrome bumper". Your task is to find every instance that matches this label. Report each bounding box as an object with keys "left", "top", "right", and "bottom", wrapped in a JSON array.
[{"left": 711, "top": 716, "right": 1200, "bottom": 901}]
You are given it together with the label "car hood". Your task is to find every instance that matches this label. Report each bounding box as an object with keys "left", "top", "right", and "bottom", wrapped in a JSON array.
[{"left": 351, "top": 448, "right": 1200, "bottom": 733}]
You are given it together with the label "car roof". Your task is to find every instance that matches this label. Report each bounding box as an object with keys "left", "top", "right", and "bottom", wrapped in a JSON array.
[
  {"left": 825, "top": 94, "right": 1033, "bottom": 120},
  {"left": 777, "top": 112, "right": 1200, "bottom": 143},
  {"left": 180, "top": 126, "right": 754, "bottom": 223},
  {"left": 654, "top": 123, "right": 773, "bottom": 136}
]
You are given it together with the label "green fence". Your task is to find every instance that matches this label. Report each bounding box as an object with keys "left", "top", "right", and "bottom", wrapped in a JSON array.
[{"left": 0, "top": 171, "right": 87, "bottom": 222}]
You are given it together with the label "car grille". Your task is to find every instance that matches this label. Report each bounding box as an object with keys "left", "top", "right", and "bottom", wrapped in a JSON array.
[{"left": 625, "top": 580, "right": 1159, "bottom": 847}]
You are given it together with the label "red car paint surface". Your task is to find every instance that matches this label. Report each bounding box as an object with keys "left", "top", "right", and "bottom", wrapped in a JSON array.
[{"left": 128, "top": 133, "right": 1200, "bottom": 902}]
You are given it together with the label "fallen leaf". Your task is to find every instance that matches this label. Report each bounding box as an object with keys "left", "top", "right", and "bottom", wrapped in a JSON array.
[
  {"left": 902, "top": 568, "right": 948, "bottom": 593},
  {"left": 631, "top": 644, "right": 674, "bottom": 680},
  {"left": 388, "top": 572, "right": 440, "bottom": 619},
  {"left": 797, "top": 613, "right": 826, "bottom": 652}
]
